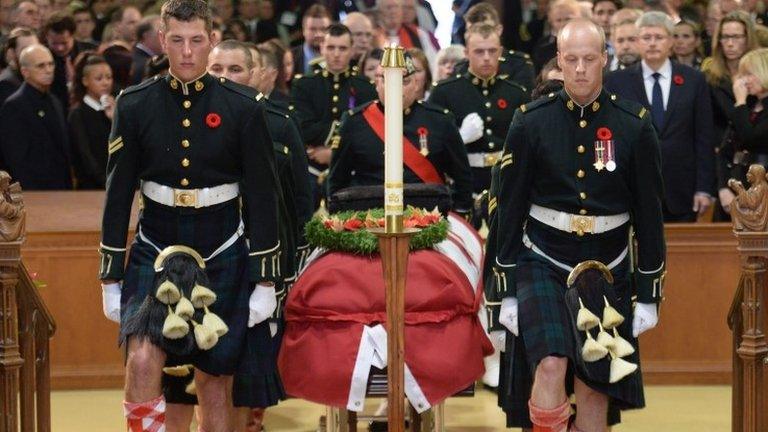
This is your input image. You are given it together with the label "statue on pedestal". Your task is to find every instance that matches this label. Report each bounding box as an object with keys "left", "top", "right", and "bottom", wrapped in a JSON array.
[
  {"left": 729, "top": 164, "right": 768, "bottom": 232},
  {"left": 0, "top": 171, "right": 25, "bottom": 241}
]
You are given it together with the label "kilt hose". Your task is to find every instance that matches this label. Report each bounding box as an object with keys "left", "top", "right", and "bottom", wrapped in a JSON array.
[
  {"left": 498, "top": 218, "right": 645, "bottom": 426},
  {"left": 120, "top": 198, "right": 252, "bottom": 377}
]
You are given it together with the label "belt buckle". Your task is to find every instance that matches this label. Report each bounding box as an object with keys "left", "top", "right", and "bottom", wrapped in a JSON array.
[
  {"left": 174, "top": 189, "right": 197, "bottom": 207},
  {"left": 484, "top": 153, "right": 499, "bottom": 167},
  {"left": 570, "top": 215, "right": 595, "bottom": 236}
]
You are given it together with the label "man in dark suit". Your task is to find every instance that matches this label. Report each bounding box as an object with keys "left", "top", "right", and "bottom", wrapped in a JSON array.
[
  {"left": 0, "top": 44, "right": 71, "bottom": 189},
  {"left": 130, "top": 15, "right": 162, "bottom": 84},
  {"left": 606, "top": 11, "right": 715, "bottom": 222},
  {"left": 0, "top": 27, "right": 38, "bottom": 106},
  {"left": 42, "top": 12, "right": 95, "bottom": 110},
  {"left": 290, "top": 4, "right": 330, "bottom": 77}
]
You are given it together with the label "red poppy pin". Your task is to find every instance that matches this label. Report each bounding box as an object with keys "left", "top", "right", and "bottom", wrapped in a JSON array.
[
  {"left": 596, "top": 127, "right": 612, "bottom": 140},
  {"left": 497, "top": 98, "right": 508, "bottom": 109},
  {"left": 205, "top": 113, "right": 221, "bottom": 128},
  {"left": 673, "top": 74, "right": 684, "bottom": 86},
  {"left": 417, "top": 126, "right": 428, "bottom": 136}
]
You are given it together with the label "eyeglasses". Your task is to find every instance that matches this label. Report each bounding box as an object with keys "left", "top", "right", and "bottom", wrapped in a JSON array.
[
  {"left": 640, "top": 34, "right": 668, "bottom": 42},
  {"left": 720, "top": 34, "right": 746, "bottom": 42}
]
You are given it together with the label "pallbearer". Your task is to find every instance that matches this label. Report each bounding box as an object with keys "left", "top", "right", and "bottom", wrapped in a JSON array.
[
  {"left": 492, "top": 19, "right": 665, "bottom": 431},
  {"left": 98, "top": 1, "right": 281, "bottom": 431}
]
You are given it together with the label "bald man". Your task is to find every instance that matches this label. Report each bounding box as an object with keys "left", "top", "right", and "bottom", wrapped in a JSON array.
[
  {"left": 0, "top": 44, "right": 72, "bottom": 189},
  {"left": 491, "top": 19, "right": 664, "bottom": 430},
  {"left": 343, "top": 12, "right": 373, "bottom": 66}
]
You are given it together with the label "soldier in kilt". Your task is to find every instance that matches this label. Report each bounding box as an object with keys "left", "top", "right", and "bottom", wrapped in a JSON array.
[
  {"left": 99, "top": 2, "right": 282, "bottom": 431},
  {"left": 491, "top": 19, "right": 666, "bottom": 431}
]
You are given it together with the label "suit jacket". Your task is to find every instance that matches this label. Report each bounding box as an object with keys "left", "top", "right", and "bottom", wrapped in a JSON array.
[
  {"left": 0, "top": 67, "right": 21, "bottom": 107},
  {"left": 129, "top": 45, "right": 154, "bottom": 85},
  {"left": 605, "top": 62, "right": 715, "bottom": 215},
  {"left": 291, "top": 44, "right": 306, "bottom": 79},
  {"left": 0, "top": 83, "right": 72, "bottom": 189}
]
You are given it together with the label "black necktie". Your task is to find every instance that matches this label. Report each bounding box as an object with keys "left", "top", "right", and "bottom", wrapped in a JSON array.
[{"left": 651, "top": 72, "right": 664, "bottom": 130}]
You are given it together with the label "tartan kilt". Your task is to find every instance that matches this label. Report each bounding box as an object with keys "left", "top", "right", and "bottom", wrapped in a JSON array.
[
  {"left": 120, "top": 198, "right": 250, "bottom": 376},
  {"left": 513, "top": 219, "right": 645, "bottom": 410}
]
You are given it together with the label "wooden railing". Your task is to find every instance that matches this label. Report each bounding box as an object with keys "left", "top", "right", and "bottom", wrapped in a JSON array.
[{"left": 0, "top": 174, "right": 55, "bottom": 432}]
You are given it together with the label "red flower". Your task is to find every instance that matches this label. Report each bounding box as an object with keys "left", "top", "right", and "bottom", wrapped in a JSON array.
[
  {"left": 497, "top": 98, "right": 508, "bottom": 109},
  {"left": 596, "top": 127, "right": 612, "bottom": 140},
  {"left": 417, "top": 126, "right": 428, "bottom": 136},
  {"left": 343, "top": 218, "right": 364, "bottom": 231},
  {"left": 205, "top": 113, "right": 221, "bottom": 128},
  {"left": 673, "top": 74, "right": 684, "bottom": 85}
]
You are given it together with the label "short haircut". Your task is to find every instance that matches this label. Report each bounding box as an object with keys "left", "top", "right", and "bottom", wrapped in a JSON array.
[
  {"left": 19, "top": 44, "right": 50, "bottom": 68},
  {"left": 136, "top": 15, "right": 159, "bottom": 41},
  {"left": 43, "top": 12, "right": 76, "bottom": 35},
  {"left": 257, "top": 46, "right": 279, "bottom": 70},
  {"left": 636, "top": 11, "right": 674, "bottom": 35},
  {"left": 464, "top": 23, "right": 500, "bottom": 44},
  {"left": 161, "top": 0, "right": 212, "bottom": 33},
  {"left": 326, "top": 22, "right": 351, "bottom": 39},
  {"left": 214, "top": 38, "right": 253, "bottom": 69},
  {"left": 739, "top": 48, "right": 768, "bottom": 90},
  {"left": 464, "top": 3, "right": 499, "bottom": 26},
  {"left": 302, "top": 4, "right": 331, "bottom": 23}
]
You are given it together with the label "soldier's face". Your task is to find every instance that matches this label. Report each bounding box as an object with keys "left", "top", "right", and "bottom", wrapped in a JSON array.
[
  {"left": 207, "top": 47, "right": 253, "bottom": 86},
  {"left": 465, "top": 33, "right": 501, "bottom": 79},
  {"left": 557, "top": 28, "right": 606, "bottom": 102},
  {"left": 321, "top": 33, "right": 353, "bottom": 74},
  {"left": 160, "top": 18, "right": 212, "bottom": 82},
  {"left": 375, "top": 65, "right": 417, "bottom": 108}
]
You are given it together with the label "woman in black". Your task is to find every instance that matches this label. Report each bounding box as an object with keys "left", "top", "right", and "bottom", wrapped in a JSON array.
[
  {"left": 68, "top": 52, "right": 114, "bottom": 189},
  {"left": 730, "top": 48, "right": 768, "bottom": 178}
]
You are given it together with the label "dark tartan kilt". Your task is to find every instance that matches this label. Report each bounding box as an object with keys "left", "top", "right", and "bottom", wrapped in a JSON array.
[
  {"left": 120, "top": 198, "right": 250, "bottom": 376},
  {"left": 514, "top": 219, "right": 645, "bottom": 410}
]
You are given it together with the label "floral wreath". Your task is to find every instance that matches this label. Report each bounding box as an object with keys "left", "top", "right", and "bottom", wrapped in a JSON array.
[{"left": 305, "top": 206, "right": 448, "bottom": 255}]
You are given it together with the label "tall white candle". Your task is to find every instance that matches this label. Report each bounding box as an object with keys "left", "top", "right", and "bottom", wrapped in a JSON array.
[{"left": 382, "top": 45, "right": 405, "bottom": 233}]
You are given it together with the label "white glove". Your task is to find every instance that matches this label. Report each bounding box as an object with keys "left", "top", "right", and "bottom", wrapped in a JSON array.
[
  {"left": 459, "top": 112, "right": 484, "bottom": 144},
  {"left": 248, "top": 283, "right": 277, "bottom": 327},
  {"left": 498, "top": 297, "right": 519, "bottom": 336},
  {"left": 269, "top": 322, "right": 278, "bottom": 337},
  {"left": 489, "top": 330, "right": 506, "bottom": 352},
  {"left": 101, "top": 282, "right": 121, "bottom": 323},
  {"left": 632, "top": 302, "right": 659, "bottom": 337}
]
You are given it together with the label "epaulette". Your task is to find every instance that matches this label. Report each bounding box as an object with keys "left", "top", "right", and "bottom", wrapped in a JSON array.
[
  {"left": 608, "top": 93, "right": 647, "bottom": 119},
  {"left": 265, "top": 104, "right": 290, "bottom": 119},
  {"left": 500, "top": 49, "right": 531, "bottom": 62},
  {"left": 497, "top": 76, "right": 528, "bottom": 94},
  {"left": 308, "top": 56, "right": 324, "bottom": 66},
  {"left": 519, "top": 92, "right": 557, "bottom": 113},
  {"left": 431, "top": 74, "right": 462, "bottom": 87},
  {"left": 118, "top": 74, "right": 162, "bottom": 98},
  {"left": 218, "top": 77, "right": 260, "bottom": 100},
  {"left": 351, "top": 74, "right": 374, "bottom": 85},
  {"left": 417, "top": 100, "right": 451, "bottom": 115},
  {"left": 273, "top": 142, "right": 290, "bottom": 155}
]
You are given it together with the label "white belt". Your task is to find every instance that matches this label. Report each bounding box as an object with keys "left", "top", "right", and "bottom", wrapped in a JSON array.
[
  {"left": 141, "top": 181, "right": 239, "bottom": 208},
  {"left": 529, "top": 204, "right": 629, "bottom": 235},
  {"left": 467, "top": 151, "right": 503, "bottom": 168}
]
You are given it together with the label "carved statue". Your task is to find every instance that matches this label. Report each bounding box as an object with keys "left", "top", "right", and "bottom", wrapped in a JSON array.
[
  {"left": 0, "top": 171, "right": 25, "bottom": 241},
  {"left": 729, "top": 164, "right": 768, "bottom": 231}
]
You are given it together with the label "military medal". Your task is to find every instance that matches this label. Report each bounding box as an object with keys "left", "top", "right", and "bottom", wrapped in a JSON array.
[
  {"left": 594, "top": 127, "right": 616, "bottom": 172},
  {"left": 593, "top": 141, "right": 606, "bottom": 172},
  {"left": 417, "top": 126, "right": 429, "bottom": 156}
]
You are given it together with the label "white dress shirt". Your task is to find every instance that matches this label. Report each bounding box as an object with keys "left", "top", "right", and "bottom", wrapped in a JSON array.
[{"left": 641, "top": 58, "right": 672, "bottom": 110}]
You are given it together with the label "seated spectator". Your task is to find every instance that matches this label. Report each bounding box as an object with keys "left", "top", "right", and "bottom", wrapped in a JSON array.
[
  {"left": 0, "top": 44, "right": 72, "bottom": 190},
  {"left": 0, "top": 26, "right": 38, "bottom": 106},
  {"left": 43, "top": 12, "right": 95, "bottom": 109},
  {"left": 343, "top": 11, "right": 374, "bottom": 67},
  {"left": 68, "top": 52, "right": 113, "bottom": 189},
  {"left": 673, "top": 20, "right": 704, "bottom": 69},
  {"left": 406, "top": 47, "right": 431, "bottom": 100},
  {"left": 434, "top": 44, "right": 465, "bottom": 81},
  {"left": 8, "top": 1, "right": 40, "bottom": 31},
  {"left": 359, "top": 47, "right": 383, "bottom": 81}
]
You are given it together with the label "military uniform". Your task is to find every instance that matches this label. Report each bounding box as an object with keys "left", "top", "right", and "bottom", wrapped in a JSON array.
[
  {"left": 428, "top": 71, "right": 529, "bottom": 195},
  {"left": 452, "top": 49, "right": 535, "bottom": 95},
  {"left": 327, "top": 100, "right": 474, "bottom": 212},
  {"left": 492, "top": 89, "right": 666, "bottom": 417},
  {"left": 289, "top": 66, "right": 377, "bottom": 208},
  {"left": 100, "top": 72, "right": 282, "bottom": 376}
]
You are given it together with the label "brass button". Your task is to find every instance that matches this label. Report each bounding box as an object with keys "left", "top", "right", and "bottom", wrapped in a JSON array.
[
  {"left": 485, "top": 102, "right": 491, "bottom": 108},
  {"left": 180, "top": 178, "right": 189, "bottom": 186},
  {"left": 577, "top": 169, "right": 585, "bottom": 178},
  {"left": 579, "top": 209, "right": 588, "bottom": 215},
  {"left": 182, "top": 119, "right": 191, "bottom": 127},
  {"left": 332, "top": 107, "right": 338, "bottom": 113},
  {"left": 333, "top": 83, "right": 340, "bottom": 90},
  {"left": 181, "top": 139, "right": 190, "bottom": 148},
  {"left": 486, "top": 116, "right": 492, "bottom": 122},
  {"left": 488, "top": 142, "right": 495, "bottom": 149},
  {"left": 181, "top": 158, "right": 190, "bottom": 167},
  {"left": 577, "top": 145, "right": 585, "bottom": 154},
  {"left": 579, "top": 120, "right": 587, "bottom": 128},
  {"left": 482, "top": 89, "right": 489, "bottom": 96},
  {"left": 183, "top": 100, "right": 191, "bottom": 109},
  {"left": 332, "top": 95, "right": 339, "bottom": 102},
  {"left": 486, "top": 129, "right": 492, "bottom": 135},
  {"left": 579, "top": 192, "right": 587, "bottom": 200}
]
